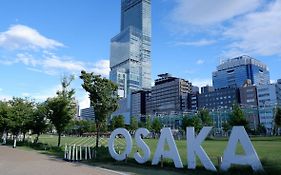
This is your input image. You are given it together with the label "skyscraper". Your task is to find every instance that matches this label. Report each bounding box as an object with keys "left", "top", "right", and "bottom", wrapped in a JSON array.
[
  {"left": 212, "top": 55, "right": 270, "bottom": 90},
  {"left": 110, "top": 0, "right": 152, "bottom": 123},
  {"left": 110, "top": 0, "right": 152, "bottom": 98}
]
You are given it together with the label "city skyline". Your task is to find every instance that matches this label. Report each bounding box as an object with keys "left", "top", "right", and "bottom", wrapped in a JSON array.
[{"left": 0, "top": 0, "right": 281, "bottom": 109}]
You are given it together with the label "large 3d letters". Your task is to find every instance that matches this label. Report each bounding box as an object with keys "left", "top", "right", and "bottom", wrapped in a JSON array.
[
  {"left": 152, "top": 128, "right": 183, "bottom": 168},
  {"left": 134, "top": 128, "right": 151, "bottom": 164},
  {"left": 187, "top": 127, "right": 216, "bottom": 171},
  {"left": 108, "top": 128, "right": 132, "bottom": 161},
  {"left": 221, "top": 126, "right": 264, "bottom": 172}
]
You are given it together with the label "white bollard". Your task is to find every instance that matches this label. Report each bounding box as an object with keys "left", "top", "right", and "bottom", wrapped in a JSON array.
[
  {"left": 13, "top": 136, "right": 17, "bottom": 148},
  {"left": 85, "top": 146, "right": 88, "bottom": 160},
  {"left": 79, "top": 146, "right": 82, "bottom": 161},
  {"left": 68, "top": 145, "right": 72, "bottom": 160},
  {"left": 64, "top": 144, "right": 68, "bottom": 160},
  {"left": 72, "top": 144, "right": 75, "bottom": 161},
  {"left": 75, "top": 145, "right": 78, "bottom": 161},
  {"left": 88, "top": 147, "right": 92, "bottom": 159}
]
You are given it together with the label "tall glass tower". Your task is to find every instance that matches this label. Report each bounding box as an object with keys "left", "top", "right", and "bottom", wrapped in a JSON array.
[
  {"left": 212, "top": 55, "right": 270, "bottom": 90},
  {"left": 110, "top": 0, "right": 152, "bottom": 98}
]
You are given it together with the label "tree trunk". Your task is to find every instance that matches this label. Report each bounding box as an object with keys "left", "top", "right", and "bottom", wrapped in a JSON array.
[
  {"left": 35, "top": 134, "right": 39, "bottom": 144},
  {"left": 23, "top": 132, "right": 26, "bottom": 142},
  {"left": 95, "top": 123, "right": 100, "bottom": 158},
  {"left": 58, "top": 132, "right": 61, "bottom": 147}
]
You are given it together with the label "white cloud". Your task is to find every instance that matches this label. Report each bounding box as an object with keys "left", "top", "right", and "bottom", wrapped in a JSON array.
[
  {"left": 196, "top": 59, "right": 205, "bottom": 65},
  {"left": 0, "top": 24, "right": 64, "bottom": 50},
  {"left": 0, "top": 95, "right": 12, "bottom": 101},
  {"left": 16, "top": 53, "right": 38, "bottom": 66},
  {"left": 174, "top": 39, "right": 216, "bottom": 47},
  {"left": 90, "top": 60, "right": 110, "bottom": 77},
  {"left": 171, "top": 0, "right": 261, "bottom": 26},
  {"left": 190, "top": 78, "right": 212, "bottom": 88},
  {"left": 1, "top": 51, "right": 109, "bottom": 77},
  {"left": 28, "top": 84, "right": 61, "bottom": 101},
  {"left": 223, "top": 0, "right": 281, "bottom": 56},
  {"left": 78, "top": 94, "right": 90, "bottom": 110}
]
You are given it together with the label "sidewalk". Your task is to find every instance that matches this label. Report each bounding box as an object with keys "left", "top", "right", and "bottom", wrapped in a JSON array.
[{"left": 0, "top": 146, "right": 127, "bottom": 175}]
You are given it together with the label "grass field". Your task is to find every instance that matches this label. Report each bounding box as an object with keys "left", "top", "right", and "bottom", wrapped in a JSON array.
[{"left": 36, "top": 134, "right": 281, "bottom": 175}]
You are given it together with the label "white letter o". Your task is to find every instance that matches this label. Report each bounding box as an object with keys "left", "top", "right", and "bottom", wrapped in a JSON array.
[{"left": 108, "top": 128, "right": 132, "bottom": 161}]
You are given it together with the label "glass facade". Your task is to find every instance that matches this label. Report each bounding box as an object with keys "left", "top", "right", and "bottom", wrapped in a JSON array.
[
  {"left": 212, "top": 55, "right": 270, "bottom": 90},
  {"left": 110, "top": 0, "right": 152, "bottom": 98}
]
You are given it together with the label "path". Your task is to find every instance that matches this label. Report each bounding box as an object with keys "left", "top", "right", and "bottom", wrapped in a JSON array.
[{"left": 0, "top": 146, "right": 127, "bottom": 175}]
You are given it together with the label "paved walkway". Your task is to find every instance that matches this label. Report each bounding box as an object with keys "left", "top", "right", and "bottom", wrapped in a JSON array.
[{"left": 0, "top": 146, "right": 127, "bottom": 175}]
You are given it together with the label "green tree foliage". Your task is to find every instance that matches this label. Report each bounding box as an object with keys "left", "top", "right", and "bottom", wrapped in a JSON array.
[
  {"left": 257, "top": 124, "right": 267, "bottom": 135},
  {"left": 7, "top": 97, "right": 34, "bottom": 139},
  {"left": 229, "top": 104, "right": 249, "bottom": 129},
  {"left": 66, "top": 120, "right": 96, "bottom": 136},
  {"left": 129, "top": 116, "right": 138, "bottom": 131},
  {"left": 181, "top": 115, "right": 203, "bottom": 133},
  {"left": 274, "top": 107, "right": 281, "bottom": 135},
  {"left": 222, "top": 121, "right": 231, "bottom": 133},
  {"left": 47, "top": 76, "right": 76, "bottom": 147},
  {"left": 152, "top": 118, "right": 162, "bottom": 133},
  {"left": 77, "top": 120, "right": 95, "bottom": 135},
  {"left": 0, "top": 101, "right": 10, "bottom": 133},
  {"left": 80, "top": 70, "right": 119, "bottom": 149},
  {"left": 31, "top": 102, "right": 50, "bottom": 143},
  {"left": 197, "top": 109, "right": 212, "bottom": 126},
  {"left": 111, "top": 115, "right": 125, "bottom": 129}
]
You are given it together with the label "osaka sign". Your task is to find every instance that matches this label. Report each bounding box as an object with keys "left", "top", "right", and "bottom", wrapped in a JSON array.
[{"left": 108, "top": 126, "right": 263, "bottom": 172}]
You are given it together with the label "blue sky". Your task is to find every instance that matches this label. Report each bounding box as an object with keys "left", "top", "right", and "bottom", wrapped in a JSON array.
[{"left": 0, "top": 0, "right": 281, "bottom": 109}]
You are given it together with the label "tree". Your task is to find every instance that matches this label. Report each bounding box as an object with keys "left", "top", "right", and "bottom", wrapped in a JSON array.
[
  {"left": 80, "top": 70, "right": 119, "bottom": 150},
  {"left": 274, "top": 107, "right": 281, "bottom": 135},
  {"left": 31, "top": 102, "right": 49, "bottom": 143},
  {"left": 181, "top": 115, "right": 202, "bottom": 133},
  {"left": 47, "top": 76, "right": 76, "bottom": 147},
  {"left": 0, "top": 101, "right": 10, "bottom": 144},
  {"left": 129, "top": 116, "right": 138, "bottom": 131},
  {"left": 257, "top": 124, "right": 266, "bottom": 136},
  {"left": 229, "top": 104, "right": 249, "bottom": 129},
  {"left": 145, "top": 116, "right": 152, "bottom": 130},
  {"left": 152, "top": 118, "right": 162, "bottom": 134},
  {"left": 197, "top": 109, "right": 212, "bottom": 126},
  {"left": 222, "top": 121, "right": 231, "bottom": 133},
  {"left": 111, "top": 115, "right": 125, "bottom": 129},
  {"left": 8, "top": 97, "right": 34, "bottom": 145}
]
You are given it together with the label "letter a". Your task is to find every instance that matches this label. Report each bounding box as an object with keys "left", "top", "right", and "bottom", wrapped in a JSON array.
[
  {"left": 221, "top": 126, "right": 264, "bottom": 172},
  {"left": 187, "top": 127, "right": 216, "bottom": 171},
  {"left": 152, "top": 128, "right": 183, "bottom": 168}
]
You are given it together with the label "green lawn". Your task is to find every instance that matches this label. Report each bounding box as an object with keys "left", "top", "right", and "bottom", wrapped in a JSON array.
[{"left": 37, "top": 134, "right": 281, "bottom": 175}]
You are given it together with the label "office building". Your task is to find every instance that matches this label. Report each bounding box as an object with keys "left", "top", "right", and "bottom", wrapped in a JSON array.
[
  {"left": 110, "top": 0, "right": 152, "bottom": 97},
  {"left": 276, "top": 79, "right": 281, "bottom": 105},
  {"left": 201, "top": 85, "right": 214, "bottom": 94},
  {"left": 239, "top": 84, "right": 259, "bottom": 130},
  {"left": 146, "top": 73, "right": 192, "bottom": 115},
  {"left": 257, "top": 84, "right": 278, "bottom": 134},
  {"left": 131, "top": 90, "right": 150, "bottom": 120},
  {"left": 198, "top": 87, "right": 239, "bottom": 110},
  {"left": 213, "top": 55, "right": 270, "bottom": 90},
  {"left": 80, "top": 107, "right": 95, "bottom": 121},
  {"left": 110, "top": 0, "right": 152, "bottom": 124}
]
